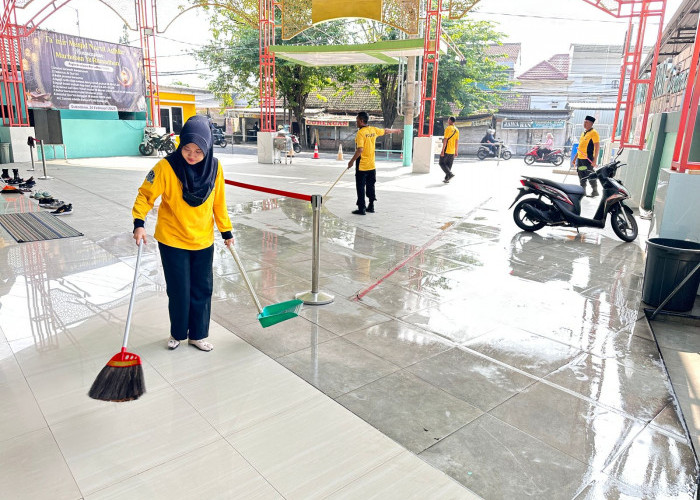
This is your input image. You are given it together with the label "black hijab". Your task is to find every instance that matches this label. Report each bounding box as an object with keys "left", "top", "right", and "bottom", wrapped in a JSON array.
[{"left": 165, "top": 115, "right": 218, "bottom": 207}]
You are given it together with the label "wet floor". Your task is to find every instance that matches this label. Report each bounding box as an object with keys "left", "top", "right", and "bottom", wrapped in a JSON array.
[{"left": 0, "top": 155, "right": 697, "bottom": 499}]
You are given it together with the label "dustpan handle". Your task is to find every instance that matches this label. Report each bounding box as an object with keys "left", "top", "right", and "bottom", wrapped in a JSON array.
[
  {"left": 228, "top": 245, "right": 264, "bottom": 314},
  {"left": 122, "top": 241, "right": 143, "bottom": 350}
]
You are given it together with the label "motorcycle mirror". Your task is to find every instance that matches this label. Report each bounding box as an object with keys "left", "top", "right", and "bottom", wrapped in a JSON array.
[{"left": 616, "top": 147, "right": 624, "bottom": 157}]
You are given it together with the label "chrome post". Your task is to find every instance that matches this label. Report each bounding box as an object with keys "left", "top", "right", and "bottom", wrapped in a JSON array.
[
  {"left": 295, "top": 194, "right": 334, "bottom": 305},
  {"left": 38, "top": 140, "right": 52, "bottom": 180}
]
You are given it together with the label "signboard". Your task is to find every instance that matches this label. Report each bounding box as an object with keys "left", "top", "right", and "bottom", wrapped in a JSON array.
[
  {"left": 306, "top": 119, "right": 351, "bottom": 126},
  {"left": 502, "top": 120, "right": 566, "bottom": 129},
  {"left": 23, "top": 30, "right": 145, "bottom": 112},
  {"left": 456, "top": 117, "right": 491, "bottom": 128}
]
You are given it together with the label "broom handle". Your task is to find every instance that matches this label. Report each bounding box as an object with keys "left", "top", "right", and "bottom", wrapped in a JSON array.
[
  {"left": 122, "top": 241, "right": 143, "bottom": 350},
  {"left": 228, "top": 245, "right": 264, "bottom": 314},
  {"left": 324, "top": 167, "right": 349, "bottom": 198}
]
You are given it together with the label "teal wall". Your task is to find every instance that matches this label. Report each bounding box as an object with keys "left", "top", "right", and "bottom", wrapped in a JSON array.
[{"left": 38, "top": 110, "right": 146, "bottom": 159}]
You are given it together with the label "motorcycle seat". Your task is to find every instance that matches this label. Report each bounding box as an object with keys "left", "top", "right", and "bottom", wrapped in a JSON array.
[{"left": 526, "top": 177, "right": 585, "bottom": 196}]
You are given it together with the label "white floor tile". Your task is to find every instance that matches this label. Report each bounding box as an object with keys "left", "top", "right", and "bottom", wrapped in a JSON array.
[
  {"left": 0, "top": 377, "right": 46, "bottom": 443},
  {"left": 176, "top": 353, "right": 320, "bottom": 435},
  {"left": 51, "top": 387, "right": 221, "bottom": 495},
  {"left": 86, "top": 440, "right": 282, "bottom": 500},
  {"left": 327, "top": 450, "right": 480, "bottom": 499},
  {"left": 227, "top": 396, "right": 405, "bottom": 499},
  {"left": 0, "top": 427, "right": 81, "bottom": 500}
]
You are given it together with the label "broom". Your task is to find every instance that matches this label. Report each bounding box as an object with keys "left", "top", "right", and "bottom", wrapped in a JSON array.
[
  {"left": 228, "top": 245, "right": 303, "bottom": 327},
  {"left": 88, "top": 241, "right": 145, "bottom": 402}
]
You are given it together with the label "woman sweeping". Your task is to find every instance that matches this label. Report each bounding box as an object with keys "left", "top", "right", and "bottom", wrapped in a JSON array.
[{"left": 132, "top": 115, "right": 233, "bottom": 351}]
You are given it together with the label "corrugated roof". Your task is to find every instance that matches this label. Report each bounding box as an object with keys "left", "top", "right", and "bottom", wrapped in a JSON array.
[
  {"left": 519, "top": 60, "right": 568, "bottom": 80},
  {"left": 499, "top": 93, "right": 530, "bottom": 110},
  {"left": 570, "top": 44, "right": 624, "bottom": 54}
]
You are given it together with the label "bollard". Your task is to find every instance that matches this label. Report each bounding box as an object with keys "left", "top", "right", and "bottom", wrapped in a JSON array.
[
  {"left": 295, "top": 194, "right": 334, "bottom": 305},
  {"left": 27, "top": 136, "right": 35, "bottom": 171},
  {"left": 38, "top": 140, "right": 53, "bottom": 180}
]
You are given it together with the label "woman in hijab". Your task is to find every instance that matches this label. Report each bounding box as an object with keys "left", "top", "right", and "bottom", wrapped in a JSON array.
[{"left": 132, "top": 115, "right": 233, "bottom": 351}]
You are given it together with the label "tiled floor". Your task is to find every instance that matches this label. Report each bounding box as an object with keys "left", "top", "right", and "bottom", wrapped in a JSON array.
[{"left": 0, "top": 152, "right": 697, "bottom": 499}]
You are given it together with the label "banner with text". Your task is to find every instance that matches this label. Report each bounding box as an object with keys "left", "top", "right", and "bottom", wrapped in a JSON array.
[{"left": 23, "top": 30, "right": 145, "bottom": 112}]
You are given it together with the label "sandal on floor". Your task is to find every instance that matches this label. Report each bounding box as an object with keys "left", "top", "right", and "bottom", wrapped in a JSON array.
[
  {"left": 167, "top": 337, "right": 180, "bottom": 350},
  {"left": 188, "top": 339, "right": 213, "bottom": 351}
]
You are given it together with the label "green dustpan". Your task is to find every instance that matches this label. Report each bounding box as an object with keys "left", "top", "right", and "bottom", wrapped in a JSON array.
[{"left": 228, "top": 246, "right": 303, "bottom": 328}]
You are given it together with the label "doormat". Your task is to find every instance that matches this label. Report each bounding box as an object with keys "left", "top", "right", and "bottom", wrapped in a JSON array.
[{"left": 0, "top": 212, "right": 83, "bottom": 243}]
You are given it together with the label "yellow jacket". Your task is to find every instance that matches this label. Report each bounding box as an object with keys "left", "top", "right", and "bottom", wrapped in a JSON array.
[{"left": 132, "top": 158, "right": 232, "bottom": 250}]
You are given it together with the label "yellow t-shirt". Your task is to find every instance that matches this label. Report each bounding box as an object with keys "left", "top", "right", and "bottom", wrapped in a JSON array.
[
  {"left": 132, "top": 158, "right": 233, "bottom": 250},
  {"left": 443, "top": 125, "right": 459, "bottom": 155},
  {"left": 577, "top": 128, "right": 600, "bottom": 161},
  {"left": 355, "top": 126, "right": 385, "bottom": 171}
]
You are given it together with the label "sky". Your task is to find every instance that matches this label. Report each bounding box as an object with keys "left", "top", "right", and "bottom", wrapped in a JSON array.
[{"left": 21, "top": 0, "right": 685, "bottom": 86}]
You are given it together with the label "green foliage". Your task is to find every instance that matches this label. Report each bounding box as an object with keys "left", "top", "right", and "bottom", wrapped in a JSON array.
[{"left": 435, "top": 19, "right": 512, "bottom": 117}]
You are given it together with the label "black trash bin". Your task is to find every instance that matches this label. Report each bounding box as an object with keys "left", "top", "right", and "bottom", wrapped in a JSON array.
[{"left": 642, "top": 238, "right": 700, "bottom": 312}]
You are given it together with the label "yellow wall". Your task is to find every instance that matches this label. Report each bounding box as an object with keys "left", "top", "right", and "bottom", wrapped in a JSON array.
[{"left": 158, "top": 91, "right": 196, "bottom": 122}]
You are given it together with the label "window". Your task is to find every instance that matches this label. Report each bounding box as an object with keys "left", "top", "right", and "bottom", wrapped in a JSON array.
[{"left": 160, "top": 106, "right": 184, "bottom": 134}]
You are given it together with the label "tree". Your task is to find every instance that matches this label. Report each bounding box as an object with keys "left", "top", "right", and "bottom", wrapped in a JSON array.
[
  {"left": 434, "top": 19, "right": 511, "bottom": 118},
  {"left": 195, "top": 11, "right": 355, "bottom": 147}
]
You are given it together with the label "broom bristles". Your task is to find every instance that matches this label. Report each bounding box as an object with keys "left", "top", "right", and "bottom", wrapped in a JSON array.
[{"left": 88, "top": 352, "right": 146, "bottom": 402}]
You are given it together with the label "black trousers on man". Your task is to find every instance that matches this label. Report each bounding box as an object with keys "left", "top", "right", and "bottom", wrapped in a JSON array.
[
  {"left": 158, "top": 242, "right": 214, "bottom": 341},
  {"left": 355, "top": 159, "right": 376, "bottom": 210},
  {"left": 439, "top": 154, "right": 455, "bottom": 179},
  {"left": 576, "top": 158, "right": 598, "bottom": 193}
]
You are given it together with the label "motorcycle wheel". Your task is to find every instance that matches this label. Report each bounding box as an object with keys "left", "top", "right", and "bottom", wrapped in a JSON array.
[
  {"left": 552, "top": 154, "right": 564, "bottom": 166},
  {"left": 523, "top": 155, "right": 535, "bottom": 165},
  {"left": 502, "top": 150, "right": 512, "bottom": 160},
  {"left": 293, "top": 143, "right": 301, "bottom": 153},
  {"left": 610, "top": 205, "right": 638, "bottom": 242},
  {"left": 513, "top": 199, "right": 547, "bottom": 232},
  {"left": 218, "top": 140, "right": 227, "bottom": 148},
  {"left": 477, "top": 149, "right": 487, "bottom": 160},
  {"left": 139, "top": 143, "right": 154, "bottom": 156},
  {"left": 164, "top": 142, "right": 176, "bottom": 154}
]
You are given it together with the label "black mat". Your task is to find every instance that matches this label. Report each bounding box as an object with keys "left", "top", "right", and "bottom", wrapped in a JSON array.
[{"left": 0, "top": 212, "right": 83, "bottom": 242}]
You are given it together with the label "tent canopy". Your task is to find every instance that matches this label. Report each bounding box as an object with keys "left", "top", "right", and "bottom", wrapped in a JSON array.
[{"left": 270, "top": 38, "right": 448, "bottom": 66}]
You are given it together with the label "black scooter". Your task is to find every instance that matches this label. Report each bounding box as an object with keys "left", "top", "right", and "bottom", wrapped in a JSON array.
[
  {"left": 509, "top": 149, "right": 638, "bottom": 242},
  {"left": 212, "top": 126, "right": 227, "bottom": 148}
]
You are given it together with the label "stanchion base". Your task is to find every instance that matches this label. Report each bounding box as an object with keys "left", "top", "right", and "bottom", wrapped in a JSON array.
[
  {"left": 295, "top": 290, "right": 335, "bottom": 305},
  {"left": 38, "top": 176, "right": 53, "bottom": 180}
]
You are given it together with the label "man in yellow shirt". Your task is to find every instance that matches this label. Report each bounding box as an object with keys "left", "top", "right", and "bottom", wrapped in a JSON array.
[
  {"left": 440, "top": 116, "right": 459, "bottom": 183},
  {"left": 576, "top": 115, "right": 600, "bottom": 197},
  {"left": 346, "top": 111, "right": 399, "bottom": 215}
]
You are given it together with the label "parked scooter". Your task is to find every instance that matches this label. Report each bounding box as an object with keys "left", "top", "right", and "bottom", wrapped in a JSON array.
[
  {"left": 477, "top": 141, "right": 512, "bottom": 160},
  {"left": 139, "top": 129, "right": 176, "bottom": 156},
  {"left": 523, "top": 146, "right": 565, "bottom": 166},
  {"left": 509, "top": 149, "right": 638, "bottom": 242},
  {"left": 212, "top": 127, "right": 227, "bottom": 148}
]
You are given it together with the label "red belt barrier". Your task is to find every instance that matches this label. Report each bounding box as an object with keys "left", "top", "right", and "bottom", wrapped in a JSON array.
[{"left": 224, "top": 179, "right": 312, "bottom": 202}]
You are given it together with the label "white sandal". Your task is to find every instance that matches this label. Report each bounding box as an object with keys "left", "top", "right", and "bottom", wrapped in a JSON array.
[
  {"left": 188, "top": 339, "right": 213, "bottom": 351},
  {"left": 167, "top": 337, "right": 180, "bottom": 350}
]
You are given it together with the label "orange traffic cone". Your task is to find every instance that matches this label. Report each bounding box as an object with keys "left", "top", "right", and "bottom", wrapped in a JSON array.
[
  {"left": 313, "top": 142, "right": 320, "bottom": 159},
  {"left": 336, "top": 144, "right": 343, "bottom": 161}
]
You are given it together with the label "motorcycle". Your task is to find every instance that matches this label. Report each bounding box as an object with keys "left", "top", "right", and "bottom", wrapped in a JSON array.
[
  {"left": 289, "top": 133, "right": 301, "bottom": 153},
  {"left": 212, "top": 127, "right": 227, "bottom": 148},
  {"left": 509, "top": 149, "right": 638, "bottom": 242},
  {"left": 477, "top": 141, "right": 512, "bottom": 160},
  {"left": 139, "top": 129, "right": 176, "bottom": 156},
  {"left": 523, "top": 146, "right": 565, "bottom": 166}
]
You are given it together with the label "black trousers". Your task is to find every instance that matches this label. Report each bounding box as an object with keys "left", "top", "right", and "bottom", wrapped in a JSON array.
[
  {"left": 576, "top": 158, "right": 598, "bottom": 190},
  {"left": 158, "top": 242, "right": 214, "bottom": 341},
  {"left": 439, "top": 154, "right": 454, "bottom": 178},
  {"left": 355, "top": 161, "right": 376, "bottom": 210}
]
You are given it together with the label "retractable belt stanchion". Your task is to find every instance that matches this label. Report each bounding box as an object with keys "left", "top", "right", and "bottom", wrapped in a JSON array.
[
  {"left": 37, "top": 140, "right": 52, "bottom": 180},
  {"left": 27, "top": 136, "right": 36, "bottom": 171},
  {"left": 296, "top": 194, "right": 334, "bottom": 305},
  {"left": 223, "top": 180, "right": 334, "bottom": 306}
]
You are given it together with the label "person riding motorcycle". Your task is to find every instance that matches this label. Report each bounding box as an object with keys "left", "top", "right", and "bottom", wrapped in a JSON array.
[
  {"left": 538, "top": 133, "right": 554, "bottom": 159},
  {"left": 481, "top": 129, "right": 497, "bottom": 155}
]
